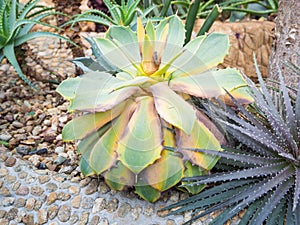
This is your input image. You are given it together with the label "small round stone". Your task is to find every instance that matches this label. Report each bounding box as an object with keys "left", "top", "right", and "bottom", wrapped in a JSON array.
[
  {"left": 117, "top": 202, "right": 132, "bottom": 218},
  {"left": 4, "top": 157, "right": 16, "bottom": 167},
  {"left": 92, "top": 198, "right": 106, "bottom": 213},
  {"left": 38, "top": 175, "right": 50, "bottom": 184},
  {"left": 69, "top": 186, "right": 80, "bottom": 195},
  {"left": 5, "top": 208, "right": 18, "bottom": 221},
  {"left": 25, "top": 198, "right": 35, "bottom": 210},
  {"left": 46, "top": 192, "right": 57, "bottom": 205},
  {"left": 48, "top": 205, "right": 59, "bottom": 220},
  {"left": 85, "top": 179, "right": 98, "bottom": 195},
  {"left": 37, "top": 209, "right": 48, "bottom": 224},
  {"left": 78, "top": 212, "right": 89, "bottom": 225},
  {"left": 46, "top": 183, "right": 58, "bottom": 191},
  {"left": 105, "top": 198, "right": 119, "bottom": 213},
  {"left": 57, "top": 205, "right": 71, "bottom": 222},
  {"left": 15, "top": 186, "right": 29, "bottom": 196},
  {"left": 14, "top": 198, "right": 26, "bottom": 207},
  {"left": 57, "top": 192, "right": 71, "bottom": 201},
  {"left": 0, "top": 187, "right": 11, "bottom": 196},
  {"left": 2, "top": 197, "right": 15, "bottom": 207},
  {"left": 81, "top": 197, "right": 94, "bottom": 209},
  {"left": 69, "top": 214, "right": 79, "bottom": 224},
  {"left": 30, "top": 186, "right": 44, "bottom": 196},
  {"left": 71, "top": 195, "right": 81, "bottom": 209},
  {"left": 22, "top": 214, "right": 34, "bottom": 225},
  {"left": 90, "top": 215, "right": 100, "bottom": 225},
  {"left": 0, "top": 168, "right": 8, "bottom": 178}
]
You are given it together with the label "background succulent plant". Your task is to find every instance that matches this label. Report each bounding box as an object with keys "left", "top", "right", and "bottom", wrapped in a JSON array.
[
  {"left": 162, "top": 59, "right": 300, "bottom": 224},
  {"left": 57, "top": 15, "right": 252, "bottom": 202},
  {"left": 0, "top": 0, "right": 71, "bottom": 89}
]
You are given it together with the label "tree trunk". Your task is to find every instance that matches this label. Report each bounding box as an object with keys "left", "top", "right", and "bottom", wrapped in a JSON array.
[
  {"left": 268, "top": 0, "right": 300, "bottom": 86},
  {"left": 53, "top": 0, "right": 85, "bottom": 75}
]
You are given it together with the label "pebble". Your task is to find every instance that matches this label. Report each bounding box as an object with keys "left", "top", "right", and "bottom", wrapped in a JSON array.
[
  {"left": 0, "top": 187, "right": 11, "bottom": 196},
  {"left": 57, "top": 192, "right": 71, "bottom": 201},
  {"left": 12, "top": 121, "right": 24, "bottom": 128},
  {"left": 16, "top": 146, "right": 30, "bottom": 156},
  {"left": 90, "top": 215, "right": 100, "bottom": 225},
  {"left": 28, "top": 155, "right": 41, "bottom": 167},
  {"left": 78, "top": 212, "right": 90, "bottom": 225},
  {"left": 71, "top": 195, "right": 81, "bottom": 208},
  {"left": 15, "top": 186, "right": 29, "bottom": 196},
  {"left": 37, "top": 209, "right": 48, "bottom": 224},
  {"left": 117, "top": 202, "right": 132, "bottom": 218},
  {"left": 2, "top": 197, "right": 15, "bottom": 207},
  {"left": 105, "top": 198, "right": 119, "bottom": 213},
  {"left": 46, "top": 192, "right": 57, "bottom": 204},
  {"left": 54, "top": 146, "right": 64, "bottom": 154},
  {"left": 57, "top": 205, "right": 71, "bottom": 222},
  {"left": 12, "top": 181, "right": 21, "bottom": 191},
  {"left": 0, "top": 168, "right": 8, "bottom": 177},
  {"left": 4, "top": 156, "right": 16, "bottom": 167},
  {"left": 69, "top": 214, "right": 79, "bottom": 224},
  {"left": 48, "top": 205, "right": 59, "bottom": 220},
  {"left": 85, "top": 179, "right": 98, "bottom": 195},
  {"left": 25, "top": 198, "right": 35, "bottom": 210},
  {"left": 69, "top": 185, "right": 80, "bottom": 195},
  {"left": 38, "top": 175, "right": 50, "bottom": 184},
  {"left": 81, "top": 196, "right": 94, "bottom": 209},
  {"left": 25, "top": 175, "right": 36, "bottom": 184},
  {"left": 6, "top": 207, "right": 18, "bottom": 220},
  {"left": 92, "top": 198, "right": 106, "bottom": 213},
  {"left": 22, "top": 214, "right": 34, "bottom": 225},
  {"left": 30, "top": 186, "right": 44, "bottom": 196},
  {"left": 32, "top": 126, "right": 42, "bottom": 136},
  {"left": 0, "top": 133, "right": 12, "bottom": 141},
  {"left": 14, "top": 198, "right": 26, "bottom": 207}
]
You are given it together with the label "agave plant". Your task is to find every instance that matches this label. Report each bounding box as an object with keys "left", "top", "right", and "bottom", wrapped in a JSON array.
[
  {"left": 0, "top": 0, "right": 71, "bottom": 89},
  {"left": 162, "top": 60, "right": 300, "bottom": 224},
  {"left": 57, "top": 15, "right": 252, "bottom": 202}
]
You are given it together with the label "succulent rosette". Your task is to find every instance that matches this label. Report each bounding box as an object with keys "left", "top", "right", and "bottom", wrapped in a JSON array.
[{"left": 57, "top": 15, "right": 252, "bottom": 202}]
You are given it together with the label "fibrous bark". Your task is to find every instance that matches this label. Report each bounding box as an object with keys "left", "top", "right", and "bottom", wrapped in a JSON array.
[{"left": 268, "top": 0, "right": 300, "bottom": 86}]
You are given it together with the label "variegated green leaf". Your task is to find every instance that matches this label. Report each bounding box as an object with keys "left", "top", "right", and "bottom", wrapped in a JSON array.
[
  {"left": 135, "top": 179, "right": 161, "bottom": 202},
  {"left": 177, "top": 119, "right": 222, "bottom": 170},
  {"left": 159, "top": 16, "right": 185, "bottom": 67},
  {"left": 67, "top": 73, "right": 139, "bottom": 112},
  {"left": 140, "top": 150, "right": 184, "bottom": 192},
  {"left": 94, "top": 37, "right": 138, "bottom": 74},
  {"left": 89, "top": 102, "right": 137, "bottom": 174},
  {"left": 170, "top": 68, "right": 252, "bottom": 103},
  {"left": 181, "top": 161, "right": 207, "bottom": 194},
  {"left": 150, "top": 82, "right": 196, "bottom": 135},
  {"left": 62, "top": 100, "right": 127, "bottom": 141},
  {"left": 104, "top": 161, "right": 135, "bottom": 190},
  {"left": 106, "top": 26, "right": 141, "bottom": 65},
  {"left": 171, "top": 33, "right": 229, "bottom": 77},
  {"left": 77, "top": 125, "right": 111, "bottom": 176},
  {"left": 117, "top": 96, "right": 163, "bottom": 174}
]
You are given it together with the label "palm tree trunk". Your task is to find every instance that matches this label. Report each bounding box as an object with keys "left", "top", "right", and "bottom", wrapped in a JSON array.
[{"left": 268, "top": 0, "right": 300, "bottom": 86}]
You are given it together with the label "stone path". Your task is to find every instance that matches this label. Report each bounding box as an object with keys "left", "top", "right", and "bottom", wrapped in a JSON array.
[{"left": 1, "top": 147, "right": 217, "bottom": 225}]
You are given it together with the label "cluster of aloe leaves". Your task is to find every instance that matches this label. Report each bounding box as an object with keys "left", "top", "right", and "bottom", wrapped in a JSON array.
[
  {"left": 57, "top": 15, "right": 252, "bottom": 202},
  {"left": 0, "top": 0, "right": 71, "bottom": 89},
  {"left": 163, "top": 60, "right": 300, "bottom": 224}
]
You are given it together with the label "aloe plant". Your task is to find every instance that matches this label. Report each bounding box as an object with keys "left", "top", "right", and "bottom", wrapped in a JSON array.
[
  {"left": 162, "top": 60, "right": 300, "bottom": 224},
  {"left": 66, "top": 0, "right": 157, "bottom": 29},
  {"left": 0, "top": 0, "right": 72, "bottom": 89},
  {"left": 57, "top": 15, "right": 252, "bottom": 202}
]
